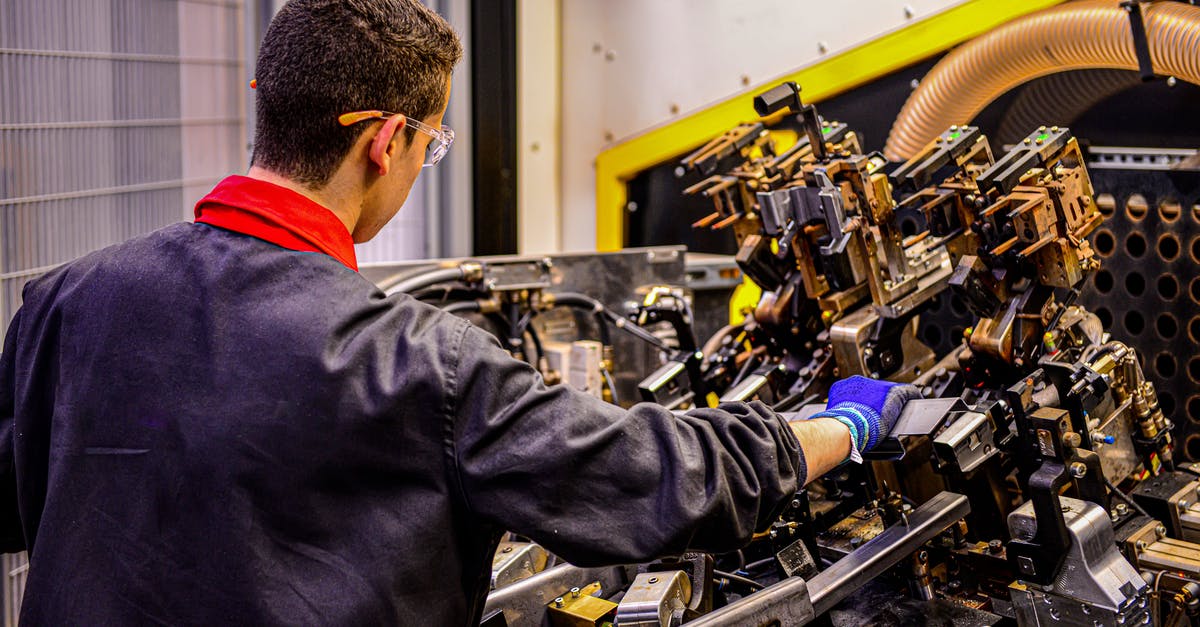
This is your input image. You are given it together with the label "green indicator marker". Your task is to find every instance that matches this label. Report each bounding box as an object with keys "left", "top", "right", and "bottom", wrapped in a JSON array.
[
  {"left": 947, "top": 132, "right": 962, "bottom": 141},
  {"left": 1035, "top": 133, "right": 1050, "bottom": 142}
]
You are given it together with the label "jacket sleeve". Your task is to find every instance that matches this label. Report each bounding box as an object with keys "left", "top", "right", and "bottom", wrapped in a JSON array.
[
  {"left": 0, "top": 309, "right": 26, "bottom": 552},
  {"left": 446, "top": 322, "right": 804, "bottom": 566}
]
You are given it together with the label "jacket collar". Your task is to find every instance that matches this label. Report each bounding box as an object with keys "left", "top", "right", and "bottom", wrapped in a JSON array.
[{"left": 194, "top": 175, "right": 358, "bottom": 271}]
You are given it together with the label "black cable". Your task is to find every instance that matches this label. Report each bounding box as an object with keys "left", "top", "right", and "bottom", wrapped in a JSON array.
[
  {"left": 411, "top": 285, "right": 480, "bottom": 303},
  {"left": 1105, "top": 476, "right": 1153, "bottom": 520},
  {"left": 552, "top": 292, "right": 671, "bottom": 352},
  {"left": 524, "top": 325, "right": 545, "bottom": 368},
  {"left": 601, "top": 366, "right": 621, "bottom": 406},
  {"left": 713, "top": 570, "right": 764, "bottom": 591},
  {"left": 730, "top": 352, "right": 760, "bottom": 387},
  {"left": 742, "top": 556, "right": 776, "bottom": 572}
]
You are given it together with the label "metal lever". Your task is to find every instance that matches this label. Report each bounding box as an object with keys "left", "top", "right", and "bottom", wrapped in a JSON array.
[{"left": 687, "top": 491, "right": 970, "bottom": 626}]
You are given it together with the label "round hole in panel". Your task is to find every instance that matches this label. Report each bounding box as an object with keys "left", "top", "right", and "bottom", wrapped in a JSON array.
[
  {"left": 1192, "top": 277, "right": 1200, "bottom": 304},
  {"left": 1125, "top": 310, "right": 1145, "bottom": 335},
  {"left": 1186, "top": 435, "right": 1200, "bottom": 462},
  {"left": 949, "top": 296, "right": 967, "bottom": 317},
  {"left": 1191, "top": 317, "right": 1200, "bottom": 343},
  {"left": 1161, "top": 392, "right": 1177, "bottom": 418},
  {"left": 1159, "top": 234, "right": 1181, "bottom": 261},
  {"left": 1157, "top": 352, "right": 1178, "bottom": 378},
  {"left": 1094, "top": 270, "right": 1114, "bottom": 294},
  {"left": 1158, "top": 313, "right": 1179, "bottom": 339},
  {"left": 1096, "top": 194, "right": 1117, "bottom": 218},
  {"left": 1160, "top": 199, "right": 1183, "bottom": 223},
  {"left": 923, "top": 325, "right": 942, "bottom": 347},
  {"left": 1189, "top": 396, "right": 1200, "bottom": 424},
  {"left": 1192, "top": 237, "right": 1200, "bottom": 264},
  {"left": 1190, "top": 356, "right": 1200, "bottom": 383},
  {"left": 1127, "top": 232, "right": 1147, "bottom": 258},
  {"left": 1095, "top": 307, "right": 1113, "bottom": 329},
  {"left": 1126, "top": 194, "right": 1149, "bottom": 221},
  {"left": 1125, "top": 272, "right": 1146, "bottom": 297},
  {"left": 1158, "top": 274, "right": 1180, "bottom": 300},
  {"left": 1094, "top": 230, "right": 1115, "bottom": 257}
]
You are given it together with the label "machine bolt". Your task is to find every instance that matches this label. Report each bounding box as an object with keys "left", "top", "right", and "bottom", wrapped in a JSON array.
[
  {"left": 850, "top": 536, "right": 863, "bottom": 548},
  {"left": 1063, "top": 432, "right": 1082, "bottom": 448},
  {"left": 1069, "top": 462, "right": 1087, "bottom": 478},
  {"left": 502, "top": 546, "right": 513, "bottom": 553},
  {"left": 554, "top": 597, "right": 564, "bottom": 608},
  {"left": 570, "top": 587, "right": 581, "bottom": 598},
  {"left": 1110, "top": 509, "right": 1121, "bottom": 523},
  {"left": 988, "top": 540, "right": 1003, "bottom": 554},
  {"left": 1179, "top": 500, "right": 1191, "bottom": 512},
  {"left": 1136, "top": 540, "right": 1147, "bottom": 551},
  {"left": 1156, "top": 525, "right": 1167, "bottom": 538},
  {"left": 1116, "top": 503, "right": 1129, "bottom": 516},
  {"left": 648, "top": 577, "right": 659, "bottom": 584}
]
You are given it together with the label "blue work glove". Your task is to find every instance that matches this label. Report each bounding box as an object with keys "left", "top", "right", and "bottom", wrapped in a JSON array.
[{"left": 811, "top": 375, "right": 922, "bottom": 461}]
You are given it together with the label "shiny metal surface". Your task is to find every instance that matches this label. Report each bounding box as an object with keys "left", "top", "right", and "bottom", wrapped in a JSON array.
[
  {"left": 1008, "top": 496, "right": 1149, "bottom": 626},
  {"left": 613, "top": 570, "right": 691, "bottom": 627},
  {"left": 490, "top": 542, "right": 549, "bottom": 591},
  {"left": 482, "top": 563, "right": 634, "bottom": 627},
  {"left": 688, "top": 491, "right": 969, "bottom": 626}
]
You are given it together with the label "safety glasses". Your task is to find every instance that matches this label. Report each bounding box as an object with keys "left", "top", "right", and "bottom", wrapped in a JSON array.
[{"left": 338, "top": 110, "right": 454, "bottom": 167}]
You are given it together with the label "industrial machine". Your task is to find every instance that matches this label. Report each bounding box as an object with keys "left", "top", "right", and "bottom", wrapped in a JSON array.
[
  {"left": 378, "top": 75, "right": 1200, "bottom": 625},
  {"left": 379, "top": 0, "right": 1200, "bottom": 617}
]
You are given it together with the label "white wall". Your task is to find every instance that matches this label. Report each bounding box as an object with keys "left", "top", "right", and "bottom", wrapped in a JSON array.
[{"left": 557, "top": 0, "right": 967, "bottom": 252}]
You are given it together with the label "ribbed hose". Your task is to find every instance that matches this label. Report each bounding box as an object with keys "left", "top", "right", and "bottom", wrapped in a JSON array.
[
  {"left": 884, "top": 0, "right": 1200, "bottom": 160},
  {"left": 994, "top": 69, "right": 1140, "bottom": 146}
]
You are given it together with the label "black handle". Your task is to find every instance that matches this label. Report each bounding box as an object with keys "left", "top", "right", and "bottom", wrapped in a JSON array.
[{"left": 753, "top": 81, "right": 802, "bottom": 117}]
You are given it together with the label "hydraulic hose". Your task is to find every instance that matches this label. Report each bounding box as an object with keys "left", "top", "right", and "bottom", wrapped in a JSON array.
[
  {"left": 379, "top": 261, "right": 483, "bottom": 296},
  {"left": 382, "top": 267, "right": 466, "bottom": 296},
  {"left": 884, "top": 0, "right": 1200, "bottom": 160},
  {"left": 441, "top": 300, "right": 482, "bottom": 315}
]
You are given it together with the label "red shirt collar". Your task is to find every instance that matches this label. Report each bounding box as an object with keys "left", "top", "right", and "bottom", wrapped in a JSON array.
[{"left": 194, "top": 175, "right": 358, "bottom": 271}]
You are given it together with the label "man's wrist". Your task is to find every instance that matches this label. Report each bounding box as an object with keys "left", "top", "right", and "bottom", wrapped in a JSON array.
[{"left": 811, "top": 415, "right": 862, "bottom": 464}]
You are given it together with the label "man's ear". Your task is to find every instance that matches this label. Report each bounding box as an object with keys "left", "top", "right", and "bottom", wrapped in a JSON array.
[{"left": 369, "top": 114, "right": 406, "bottom": 176}]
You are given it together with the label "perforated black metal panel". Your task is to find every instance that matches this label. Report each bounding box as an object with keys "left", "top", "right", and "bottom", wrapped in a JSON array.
[{"left": 1081, "top": 167, "right": 1200, "bottom": 461}]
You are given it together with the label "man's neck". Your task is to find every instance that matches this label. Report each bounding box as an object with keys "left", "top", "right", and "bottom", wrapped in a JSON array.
[{"left": 245, "top": 166, "right": 360, "bottom": 237}]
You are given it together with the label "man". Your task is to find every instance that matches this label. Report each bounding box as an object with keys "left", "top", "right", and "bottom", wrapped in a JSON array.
[{"left": 0, "top": 0, "right": 917, "bottom": 624}]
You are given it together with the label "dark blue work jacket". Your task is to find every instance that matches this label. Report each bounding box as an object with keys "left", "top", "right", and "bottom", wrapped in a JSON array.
[{"left": 0, "top": 177, "right": 802, "bottom": 625}]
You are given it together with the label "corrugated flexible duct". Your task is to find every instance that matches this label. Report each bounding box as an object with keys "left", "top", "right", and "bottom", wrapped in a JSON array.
[{"left": 884, "top": 0, "right": 1200, "bottom": 160}]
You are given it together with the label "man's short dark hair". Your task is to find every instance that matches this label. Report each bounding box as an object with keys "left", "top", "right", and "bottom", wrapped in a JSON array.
[{"left": 251, "top": 0, "right": 462, "bottom": 187}]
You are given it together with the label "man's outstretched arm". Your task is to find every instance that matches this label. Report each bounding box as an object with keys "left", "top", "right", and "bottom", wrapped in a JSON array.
[
  {"left": 443, "top": 321, "right": 918, "bottom": 567},
  {"left": 789, "top": 416, "right": 853, "bottom": 482}
]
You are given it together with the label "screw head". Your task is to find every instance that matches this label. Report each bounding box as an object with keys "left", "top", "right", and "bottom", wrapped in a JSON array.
[{"left": 554, "top": 597, "right": 564, "bottom": 608}]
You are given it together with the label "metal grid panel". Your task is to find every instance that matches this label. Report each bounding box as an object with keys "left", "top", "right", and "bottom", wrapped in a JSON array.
[
  {"left": 0, "top": 0, "right": 246, "bottom": 619},
  {"left": 0, "top": 0, "right": 244, "bottom": 338}
]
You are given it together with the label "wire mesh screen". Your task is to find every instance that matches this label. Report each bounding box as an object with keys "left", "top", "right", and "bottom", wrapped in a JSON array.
[
  {"left": 0, "top": 0, "right": 245, "bottom": 339},
  {"left": 0, "top": 0, "right": 246, "bottom": 620}
]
